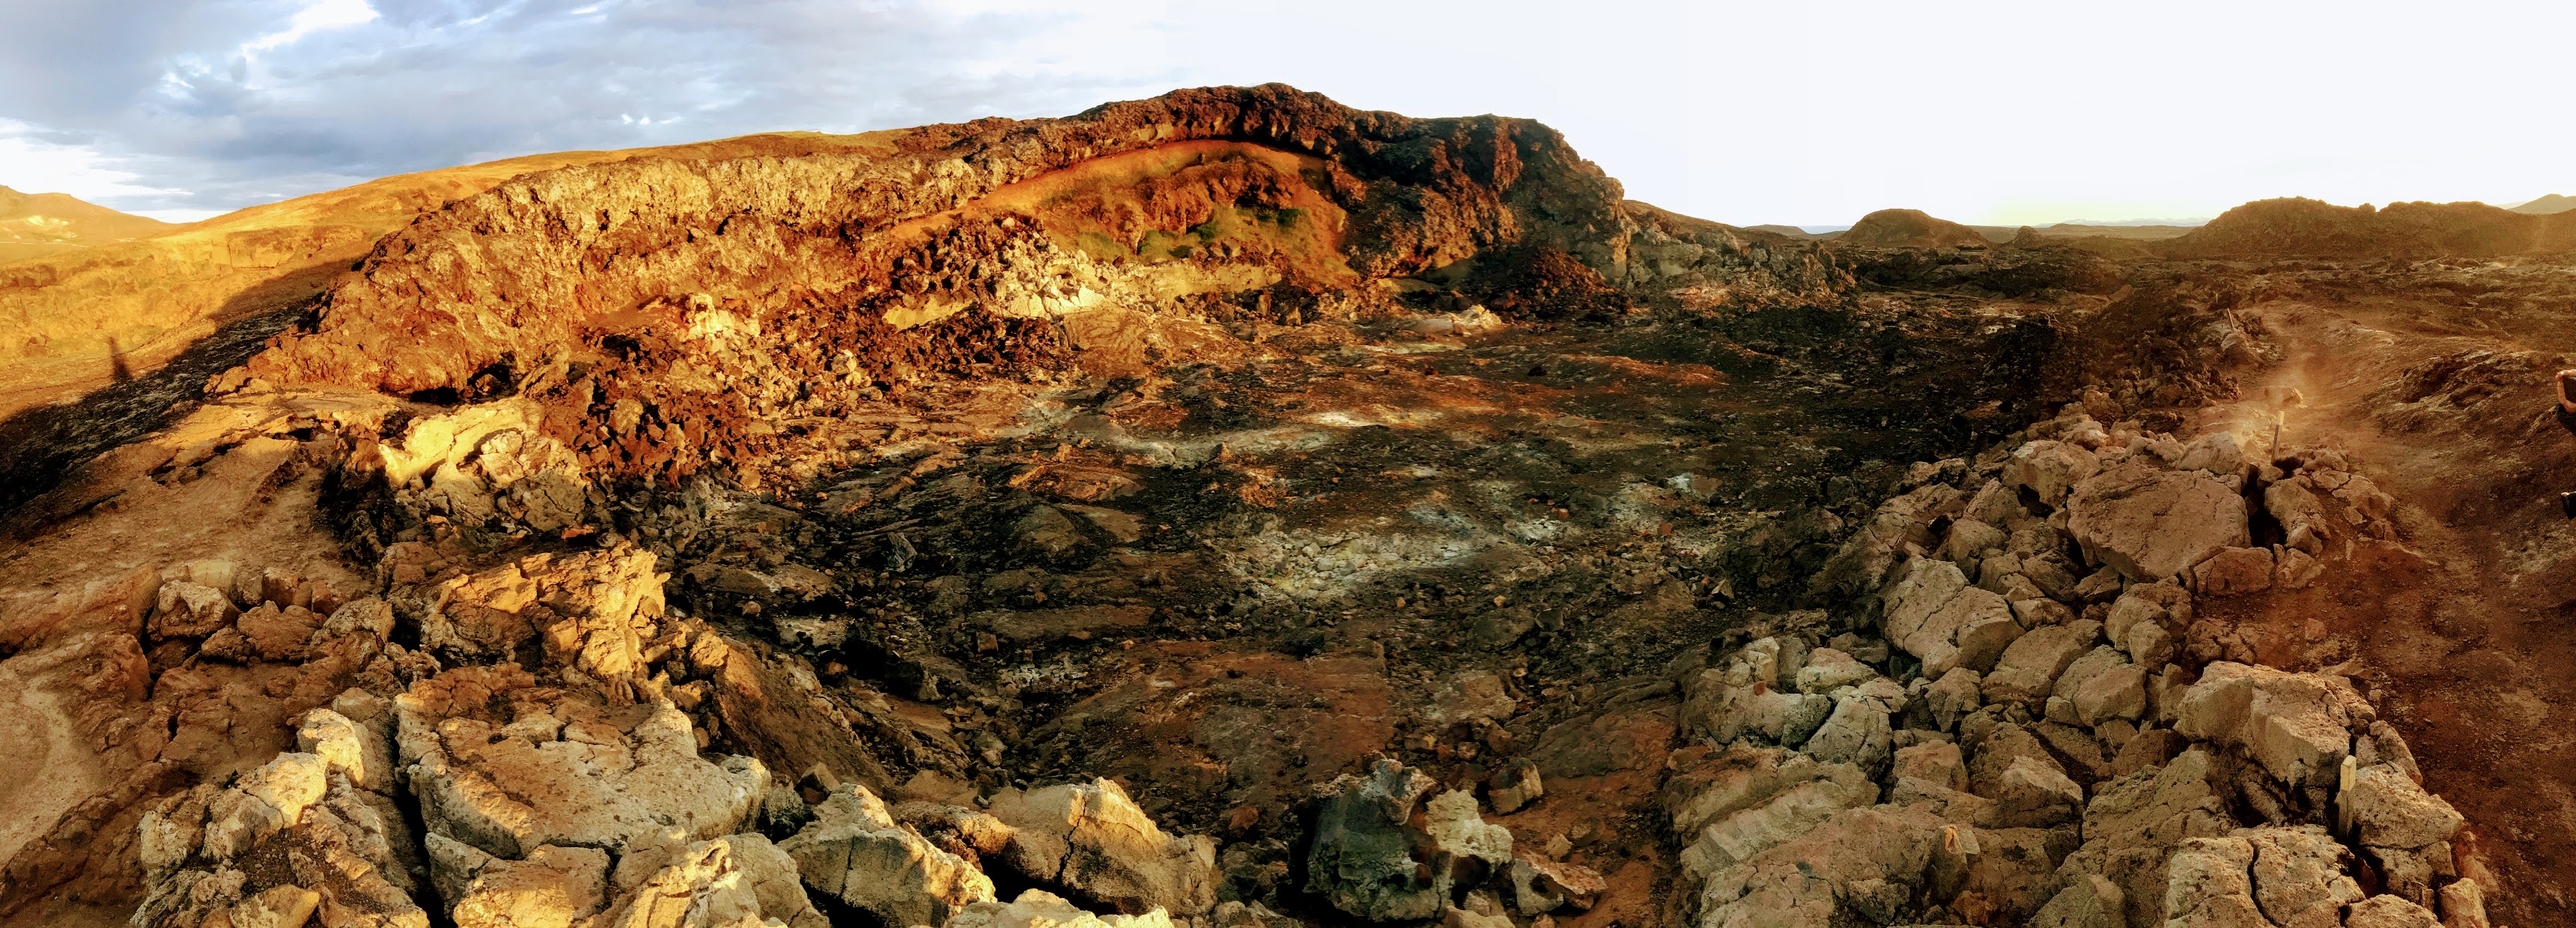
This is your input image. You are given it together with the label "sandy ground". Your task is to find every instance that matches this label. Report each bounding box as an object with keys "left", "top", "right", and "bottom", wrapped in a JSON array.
[
  {"left": 0, "top": 644, "right": 111, "bottom": 865},
  {"left": 2199, "top": 295, "right": 2576, "bottom": 924}
]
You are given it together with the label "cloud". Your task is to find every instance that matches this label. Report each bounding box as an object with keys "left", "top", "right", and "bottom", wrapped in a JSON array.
[
  {"left": 5, "top": 0, "right": 2576, "bottom": 226},
  {"left": 1, "top": 0, "right": 1179, "bottom": 216}
]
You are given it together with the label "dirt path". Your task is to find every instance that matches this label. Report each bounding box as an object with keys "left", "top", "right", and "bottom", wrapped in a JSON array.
[
  {"left": 0, "top": 643, "right": 112, "bottom": 866},
  {"left": 2211, "top": 299, "right": 2576, "bottom": 924}
]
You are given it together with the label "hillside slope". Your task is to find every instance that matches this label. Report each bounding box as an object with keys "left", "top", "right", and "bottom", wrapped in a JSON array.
[
  {"left": 1837, "top": 207, "right": 1991, "bottom": 248},
  {"left": 2507, "top": 192, "right": 2576, "bottom": 214},
  {"left": 2162, "top": 195, "right": 2576, "bottom": 258},
  {"left": 0, "top": 133, "right": 905, "bottom": 419},
  {"left": 0, "top": 187, "right": 172, "bottom": 265}
]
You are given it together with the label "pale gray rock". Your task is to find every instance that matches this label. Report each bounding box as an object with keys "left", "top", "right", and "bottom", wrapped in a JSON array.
[
  {"left": 1982, "top": 620, "right": 2102, "bottom": 709},
  {"left": 2065, "top": 464, "right": 2250, "bottom": 580}
]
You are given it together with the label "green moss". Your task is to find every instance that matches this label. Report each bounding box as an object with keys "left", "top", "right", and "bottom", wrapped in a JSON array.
[{"left": 1069, "top": 231, "right": 1131, "bottom": 261}]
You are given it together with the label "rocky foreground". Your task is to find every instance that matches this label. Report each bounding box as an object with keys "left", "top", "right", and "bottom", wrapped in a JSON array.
[{"left": 0, "top": 85, "right": 2547, "bottom": 928}]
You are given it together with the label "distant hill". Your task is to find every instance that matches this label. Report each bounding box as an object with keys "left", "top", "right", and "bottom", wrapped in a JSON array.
[
  {"left": 2162, "top": 196, "right": 2576, "bottom": 259},
  {"left": 1838, "top": 208, "right": 1990, "bottom": 248},
  {"left": 0, "top": 186, "right": 175, "bottom": 264},
  {"left": 2508, "top": 193, "right": 2576, "bottom": 215}
]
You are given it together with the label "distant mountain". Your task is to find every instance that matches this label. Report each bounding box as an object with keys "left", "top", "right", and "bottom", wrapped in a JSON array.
[
  {"left": 2507, "top": 193, "right": 2576, "bottom": 215},
  {"left": 0, "top": 186, "right": 177, "bottom": 263}
]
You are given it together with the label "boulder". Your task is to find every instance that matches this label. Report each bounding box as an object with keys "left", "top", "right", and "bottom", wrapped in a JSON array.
[
  {"left": 1305, "top": 760, "right": 1442, "bottom": 921},
  {"left": 234, "top": 603, "right": 323, "bottom": 661},
  {"left": 434, "top": 837, "right": 612, "bottom": 928},
  {"left": 2438, "top": 879, "right": 2490, "bottom": 928},
  {"left": 2191, "top": 546, "right": 2275, "bottom": 596},
  {"left": 151, "top": 580, "right": 238, "bottom": 639},
  {"left": 781, "top": 784, "right": 996, "bottom": 927},
  {"left": 1803, "top": 692, "right": 1895, "bottom": 771},
  {"left": 2054, "top": 647, "right": 2146, "bottom": 727},
  {"left": 2273, "top": 548, "right": 2324, "bottom": 590},
  {"left": 1486, "top": 760, "right": 1543, "bottom": 815},
  {"left": 410, "top": 544, "right": 668, "bottom": 691},
  {"left": 2125, "top": 620, "right": 2179, "bottom": 670},
  {"left": 1683, "top": 667, "right": 1832, "bottom": 748},
  {"left": 944, "top": 890, "right": 1173, "bottom": 928},
  {"left": 397, "top": 670, "right": 768, "bottom": 859},
  {"left": 1963, "top": 479, "right": 2028, "bottom": 527},
  {"left": 1925, "top": 668, "right": 1983, "bottom": 731},
  {"left": 2110, "top": 728, "right": 2192, "bottom": 777},
  {"left": 2173, "top": 662, "right": 2365, "bottom": 789},
  {"left": 204, "top": 753, "right": 332, "bottom": 860},
  {"left": 2007, "top": 440, "right": 2101, "bottom": 509},
  {"left": 2029, "top": 873, "right": 2124, "bottom": 928},
  {"left": 1675, "top": 774, "right": 1881, "bottom": 880},
  {"left": 2102, "top": 583, "right": 2188, "bottom": 645},
  {"left": 2343, "top": 764, "right": 2464, "bottom": 852},
  {"left": 1891, "top": 742, "right": 1967, "bottom": 792},
  {"left": 1421, "top": 789, "right": 1512, "bottom": 878},
  {"left": 1506, "top": 854, "right": 1605, "bottom": 914},
  {"left": 1942, "top": 518, "right": 2009, "bottom": 562},
  {"left": 1885, "top": 776, "right": 1999, "bottom": 828},
  {"left": 294, "top": 709, "right": 373, "bottom": 792},
  {"left": 1982, "top": 621, "right": 2101, "bottom": 709},
  {"left": 1661, "top": 743, "right": 1876, "bottom": 838},
  {"left": 2345, "top": 895, "right": 2443, "bottom": 928},
  {"left": 2265, "top": 480, "right": 2335, "bottom": 556},
  {"left": 2056, "top": 748, "right": 2236, "bottom": 927},
  {"left": 2244, "top": 825, "right": 2363, "bottom": 928},
  {"left": 2065, "top": 464, "right": 2250, "bottom": 580},
  {"left": 1948, "top": 825, "right": 2080, "bottom": 924},
  {"left": 1811, "top": 482, "right": 1964, "bottom": 597},
  {"left": 985, "top": 778, "right": 1217, "bottom": 916},
  {"left": 600, "top": 833, "right": 826, "bottom": 928},
  {"left": 1687, "top": 805, "right": 1948, "bottom": 928},
  {"left": 135, "top": 756, "right": 433, "bottom": 928},
  {"left": 2173, "top": 431, "right": 2247, "bottom": 476},
  {"left": 1881, "top": 558, "right": 2026, "bottom": 677},
  {"left": 1793, "top": 647, "right": 1875, "bottom": 694},
  {"left": 1425, "top": 671, "right": 1518, "bottom": 724},
  {"left": 2074, "top": 567, "right": 2126, "bottom": 604},
  {"left": 2160, "top": 837, "right": 2264, "bottom": 927},
  {"left": 2022, "top": 555, "right": 2081, "bottom": 601},
  {"left": 1993, "top": 755, "right": 2083, "bottom": 828}
]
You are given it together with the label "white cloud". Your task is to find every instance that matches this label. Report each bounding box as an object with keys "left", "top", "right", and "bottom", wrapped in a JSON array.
[
  {"left": 3, "top": 0, "right": 2573, "bottom": 226},
  {"left": 244, "top": 0, "right": 380, "bottom": 53},
  {"left": 0, "top": 118, "right": 184, "bottom": 201}
]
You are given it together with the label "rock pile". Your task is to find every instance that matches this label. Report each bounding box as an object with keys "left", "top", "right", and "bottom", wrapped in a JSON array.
[
  {"left": 1303, "top": 759, "right": 1601, "bottom": 926},
  {"left": 1656, "top": 412, "right": 2475, "bottom": 927},
  {"left": 107, "top": 509, "right": 1230, "bottom": 928}
]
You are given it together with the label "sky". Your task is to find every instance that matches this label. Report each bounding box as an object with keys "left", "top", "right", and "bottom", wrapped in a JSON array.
[{"left": 3, "top": 0, "right": 2572, "bottom": 227}]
